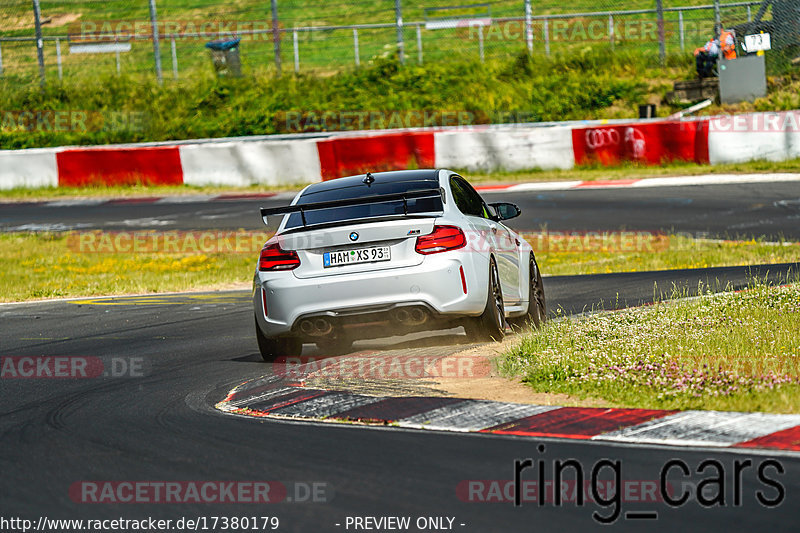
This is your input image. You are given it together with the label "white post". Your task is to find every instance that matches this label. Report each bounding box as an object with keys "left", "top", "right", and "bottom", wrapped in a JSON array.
[
  {"left": 478, "top": 25, "right": 484, "bottom": 62},
  {"left": 608, "top": 14, "right": 614, "bottom": 49},
  {"left": 293, "top": 29, "right": 299, "bottom": 73},
  {"left": 56, "top": 38, "right": 63, "bottom": 80},
  {"left": 116, "top": 49, "right": 121, "bottom": 74},
  {"left": 171, "top": 36, "right": 178, "bottom": 79},
  {"left": 0, "top": 41, "right": 3, "bottom": 77},
  {"left": 679, "top": 11, "right": 685, "bottom": 52},
  {"left": 416, "top": 24, "right": 423, "bottom": 64},
  {"left": 524, "top": 0, "right": 533, "bottom": 54},
  {"left": 544, "top": 19, "right": 550, "bottom": 56},
  {"left": 353, "top": 28, "right": 360, "bottom": 67},
  {"left": 148, "top": 0, "right": 163, "bottom": 84},
  {"left": 747, "top": 5, "right": 752, "bottom": 22}
]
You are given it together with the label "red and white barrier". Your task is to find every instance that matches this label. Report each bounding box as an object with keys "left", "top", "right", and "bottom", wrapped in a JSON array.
[
  {"left": 572, "top": 120, "right": 709, "bottom": 165},
  {"left": 1, "top": 110, "right": 798, "bottom": 190},
  {"left": 0, "top": 148, "right": 59, "bottom": 189},
  {"left": 707, "top": 111, "right": 800, "bottom": 164},
  {"left": 434, "top": 127, "right": 574, "bottom": 171},
  {"left": 180, "top": 139, "right": 321, "bottom": 187}
]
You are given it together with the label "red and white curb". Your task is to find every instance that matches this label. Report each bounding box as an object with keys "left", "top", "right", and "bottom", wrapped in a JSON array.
[
  {"left": 216, "top": 375, "right": 800, "bottom": 453},
  {"left": 476, "top": 173, "right": 800, "bottom": 193},
  {"left": 2, "top": 191, "right": 297, "bottom": 208},
  {"left": 6, "top": 172, "right": 800, "bottom": 209}
]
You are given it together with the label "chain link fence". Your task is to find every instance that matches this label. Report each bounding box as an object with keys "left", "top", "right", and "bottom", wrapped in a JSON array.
[{"left": 0, "top": 0, "right": 794, "bottom": 86}]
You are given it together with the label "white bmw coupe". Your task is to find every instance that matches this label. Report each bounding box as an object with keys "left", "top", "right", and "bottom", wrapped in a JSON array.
[{"left": 253, "top": 169, "right": 545, "bottom": 360}]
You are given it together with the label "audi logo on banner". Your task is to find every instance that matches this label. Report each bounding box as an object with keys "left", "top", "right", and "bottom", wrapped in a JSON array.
[{"left": 584, "top": 129, "right": 620, "bottom": 149}]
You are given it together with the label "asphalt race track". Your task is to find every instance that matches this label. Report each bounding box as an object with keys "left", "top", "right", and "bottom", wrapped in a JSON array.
[
  {"left": 2, "top": 180, "right": 800, "bottom": 532},
  {"left": 2, "top": 180, "right": 800, "bottom": 239},
  {"left": 2, "top": 262, "right": 800, "bottom": 532}
]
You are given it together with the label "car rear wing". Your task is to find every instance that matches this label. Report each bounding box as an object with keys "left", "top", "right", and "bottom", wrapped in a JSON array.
[{"left": 260, "top": 188, "right": 445, "bottom": 229}]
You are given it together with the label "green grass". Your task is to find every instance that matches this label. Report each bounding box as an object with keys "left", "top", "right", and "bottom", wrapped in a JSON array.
[
  {"left": 3, "top": 44, "right": 800, "bottom": 150},
  {"left": 2, "top": 231, "right": 799, "bottom": 303},
  {"left": 501, "top": 278, "right": 800, "bottom": 413},
  {"left": 0, "top": 182, "right": 310, "bottom": 202},
  {"left": 0, "top": 0, "right": 748, "bottom": 82},
  {"left": 0, "top": 231, "right": 259, "bottom": 302},
  {"left": 530, "top": 234, "right": 800, "bottom": 275}
]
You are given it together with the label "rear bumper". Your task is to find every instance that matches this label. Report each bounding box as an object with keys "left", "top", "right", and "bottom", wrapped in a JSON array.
[{"left": 254, "top": 257, "right": 485, "bottom": 338}]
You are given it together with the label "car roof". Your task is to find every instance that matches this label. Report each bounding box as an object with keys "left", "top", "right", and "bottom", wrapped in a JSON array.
[{"left": 297, "top": 169, "right": 442, "bottom": 202}]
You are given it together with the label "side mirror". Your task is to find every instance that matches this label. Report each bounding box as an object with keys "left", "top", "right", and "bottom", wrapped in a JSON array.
[{"left": 489, "top": 202, "right": 521, "bottom": 221}]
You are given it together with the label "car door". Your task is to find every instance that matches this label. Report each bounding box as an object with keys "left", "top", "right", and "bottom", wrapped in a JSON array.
[{"left": 449, "top": 176, "right": 521, "bottom": 305}]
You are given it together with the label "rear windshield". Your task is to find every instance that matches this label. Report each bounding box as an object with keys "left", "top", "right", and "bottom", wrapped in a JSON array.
[{"left": 284, "top": 179, "right": 442, "bottom": 230}]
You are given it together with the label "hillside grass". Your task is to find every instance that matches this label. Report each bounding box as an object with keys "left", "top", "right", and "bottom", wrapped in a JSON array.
[{"left": 3, "top": 47, "right": 800, "bottom": 151}]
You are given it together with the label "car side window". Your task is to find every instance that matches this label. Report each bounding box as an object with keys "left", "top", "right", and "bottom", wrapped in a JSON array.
[{"left": 450, "top": 176, "right": 487, "bottom": 218}]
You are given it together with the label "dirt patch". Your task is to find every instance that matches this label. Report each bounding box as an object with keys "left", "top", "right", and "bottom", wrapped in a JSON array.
[
  {"left": 432, "top": 333, "right": 609, "bottom": 408},
  {"left": 5, "top": 12, "right": 81, "bottom": 31}
]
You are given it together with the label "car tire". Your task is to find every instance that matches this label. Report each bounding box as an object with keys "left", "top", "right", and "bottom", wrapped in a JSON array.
[
  {"left": 255, "top": 317, "right": 302, "bottom": 362},
  {"left": 465, "top": 257, "right": 505, "bottom": 342},
  {"left": 510, "top": 255, "right": 546, "bottom": 331}
]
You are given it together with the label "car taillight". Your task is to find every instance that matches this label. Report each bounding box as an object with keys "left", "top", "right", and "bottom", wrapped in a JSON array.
[
  {"left": 259, "top": 241, "right": 300, "bottom": 271},
  {"left": 415, "top": 225, "right": 467, "bottom": 255}
]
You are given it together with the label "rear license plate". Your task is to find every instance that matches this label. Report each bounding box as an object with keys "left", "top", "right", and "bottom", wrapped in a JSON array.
[{"left": 323, "top": 246, "right": 391, "bottom": 268}]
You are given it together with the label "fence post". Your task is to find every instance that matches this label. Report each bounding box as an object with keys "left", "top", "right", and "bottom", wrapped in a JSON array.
[
  {"left": 608, "top": 14, "right": 614, "bottom": 49},
  {"left": 0, "top": 41, "right": 4, "bottom": 77},
  {"left": 478, "top": 25, "right": 484, "bottom": 62},
  {"left": 395, "top": 0, "right": 405, "bottom": 64},
  {"left": 544, "top": 19, "right": 550, "bottom": 56},
  {"left": 171, "top": 36, "right": 178, "bottom": 79},
  {"left": 656, "top": 0, "right": 665, "bottom": 64},
  {"left": 524, "top": 0, "right": 533, "bottom": 54},
  {"left": 32, "top": 0, "right": 46, "bottom": 87},
  {"left": 56, "top": 38, "right": 63, "bottom": 80},
  {"left": 353, "top": 28, "right": 360, "bottom": 67},
  {"left": 116, "top": 49, "right": 121, "bottom": 74},
  {"left": 679, "top": 10, "right": 685, "bottom": 52},
  {"left": 293, "top": 29, "right": 299, "bottom": 73},
  {"left": 713, "top": 0, "right": 721, "bottom": 37},
  {"left": 271, "top": 0, "right": 281, "bottom": 74},
  {"left": 416, "top": 24, "right": 423, "bottom": 64},
  {"left": 747, "top": 5, "right": 752, "bottom": 22},
  {"left": 148, "top": 0, "right": 163, "bottom": 84}
]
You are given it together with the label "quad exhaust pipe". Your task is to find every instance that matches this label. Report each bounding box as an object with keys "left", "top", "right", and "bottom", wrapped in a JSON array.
[{"left": 299, "top": 317, "right": 334, "bottom": 337}]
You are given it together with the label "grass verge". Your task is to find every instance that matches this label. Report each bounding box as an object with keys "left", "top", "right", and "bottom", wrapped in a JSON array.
[
  {"left": 0, "top": 182, "right": 309, "bottom": 203},
  {"left": 0, "top": 232, "right": 256, "bottom": 301},
  {"left": 501, "top": 278, "right": 800, "bottom": 413},
  {"left": 1, "top": 232, "right": 798, "bottom": 302},
  {"left": 531, "top": 233, "right": 800, "bottom": 275}
]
